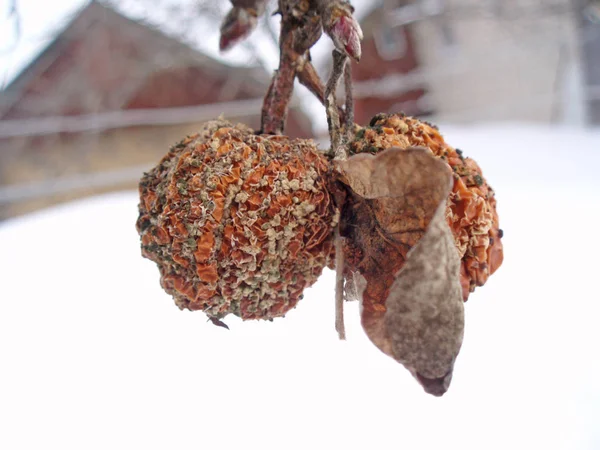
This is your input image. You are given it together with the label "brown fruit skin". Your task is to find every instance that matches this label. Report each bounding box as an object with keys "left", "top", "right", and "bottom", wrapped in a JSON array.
[
  {"left": 136, "top": 120, "right": 337, "bottom": 320},
  {"left": 349, "top": 113, "right": 504, "bottom": 301}
]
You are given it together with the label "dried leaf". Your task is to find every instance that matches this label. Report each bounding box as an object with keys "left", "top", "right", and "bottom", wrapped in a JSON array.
[
  {"left": 337, "top": 146, "right": 450, "bottom": 200},
  {"left": 384, "top": 203, "right": 463, "bottom": 396},
  {"left": 337, "top": 147, "right": 464, "bottom": 396}
]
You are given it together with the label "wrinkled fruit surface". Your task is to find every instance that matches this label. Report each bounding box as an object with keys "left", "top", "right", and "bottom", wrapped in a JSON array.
[
  {"left": 137, "top": 120, "right": 337, "bottom": 320},
  {"left": 349, "top": 113, "right": 504, "bottom": 300}
]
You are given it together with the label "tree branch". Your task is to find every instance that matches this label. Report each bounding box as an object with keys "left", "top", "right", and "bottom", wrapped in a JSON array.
[
  {"left": 334, "top": 227, "right": 346, "bottom": 340},
  {"left": 325, "top": 50, "right": 348, "bottom": 159},
  {"left": 297, "top": 59, "right": 346, "bottom": 124},
  {"left": 343, "top": 58, "right": 354, "bottom": 142}
]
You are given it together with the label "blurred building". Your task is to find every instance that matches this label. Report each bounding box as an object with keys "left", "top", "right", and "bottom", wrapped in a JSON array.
[
  {"left": 349, "top": 5, "right": 431, "bottom": 125},
  {"left": 578, "top": 0, "right": 600, "bottom": 123},
  {"left": 354, "top": 0, "right": 594, "bottom": 125},
  {"left": 0, "top": 2, "right": 312, "bottom": 220}
]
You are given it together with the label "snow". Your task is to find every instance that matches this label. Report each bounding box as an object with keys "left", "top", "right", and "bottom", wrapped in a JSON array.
[{"left": 1, "top": 125, "right": 599, "bottom": 449}]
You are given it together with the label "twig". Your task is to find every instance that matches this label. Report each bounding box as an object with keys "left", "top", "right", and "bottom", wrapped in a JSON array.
[
  {"left": 325, "top": 48, "right": 353, "bottom": 341},
  {"left": 343, "top": 59, "right": 354, "bottom": 142},
  {"left": 325, "top": 49, "right": 348, "bottom": 159},
  {"left": 334, "top": 227, "right": 346, "bottom": 340},
  {"left": 260, "top": 4, "right": 297, "bottom": 134},
  {"left": 260, "top": 1, "right": 323, "bottom": 134},
  {"left": 296, "top": 59, "right": 346, "bottom": 124},
  {"left": 260, "top": 55, "right": 295, "bottom": 134},
  {"left": 258, "top": 0, "right": 362, "bottom": 135},
  {"left": 296, "top": 59, "right": 325, "bottom": 102}
]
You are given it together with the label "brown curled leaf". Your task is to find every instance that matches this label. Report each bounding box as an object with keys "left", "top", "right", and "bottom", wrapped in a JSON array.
[
  {"left": 384, "top": 202, "right": 463, "bottom": 396},
  {"left": 337, "top": 146, "right": 450, "bottom": 200},
  {"left": 337, "top": 147, "right": 463, "bottom": 396}
]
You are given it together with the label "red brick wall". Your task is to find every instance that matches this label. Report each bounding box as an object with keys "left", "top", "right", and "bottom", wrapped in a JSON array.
[{"left": 351, "top": 24, "right": 428, "bottom": 126}]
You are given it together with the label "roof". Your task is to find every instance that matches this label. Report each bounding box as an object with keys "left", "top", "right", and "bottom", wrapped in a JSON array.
[{"left": 0, "top": 1, "right": 269, "bottom": 119}]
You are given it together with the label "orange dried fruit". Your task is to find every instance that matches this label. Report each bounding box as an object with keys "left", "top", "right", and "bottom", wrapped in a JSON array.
[
  {"left": 348, "top": 113, "right": 503, "bottom": 300},
  {"left": 136, "top": 119, "right": 338, "bottom": 320}
]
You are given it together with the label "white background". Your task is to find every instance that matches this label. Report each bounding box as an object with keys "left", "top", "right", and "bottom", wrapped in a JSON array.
[{"left": 1, "top": 125, "right": 599, "bottom": 449}]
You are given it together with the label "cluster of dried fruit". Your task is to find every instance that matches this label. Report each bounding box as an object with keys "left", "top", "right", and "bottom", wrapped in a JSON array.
[
  {"left": 137, "top": 114, "right": 503, "bottom": 344},
  {"left": 137, "top": 0, "right": 504, "bottom": 397}
]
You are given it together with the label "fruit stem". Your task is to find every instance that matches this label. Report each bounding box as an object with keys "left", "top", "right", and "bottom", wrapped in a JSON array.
[
  {"left": 260, "top": 0, "right": 359, "bottom": 135},
  {"left": 297, "top": 59, "right": 347, "bottom": 124},
  {"left": 335, "top": 226, "right": 346, "bottom": 340},
  {"left": 325, "top": 50, "right": 350, "bottom": 160},
  {"left": 261, "top": 54, "right": 295, "bottom": 135},
  {"left": 260, "top": 5, "right": 297, "bottom": 135},
  {"left": 343, "top": 58, "right": 354, "bottom": 144}
]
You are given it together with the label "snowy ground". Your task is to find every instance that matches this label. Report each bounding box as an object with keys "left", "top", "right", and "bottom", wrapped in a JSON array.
[{"left": 1, "top": 125, "right": 599, "bottom": 449}]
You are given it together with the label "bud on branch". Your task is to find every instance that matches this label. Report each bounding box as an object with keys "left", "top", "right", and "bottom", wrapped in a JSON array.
[
  {"left": 219, "top": 0, "right": 268, "bottom": 51},
  {"left": 317, "top": 0, "right": 364, "bottom": 61}
]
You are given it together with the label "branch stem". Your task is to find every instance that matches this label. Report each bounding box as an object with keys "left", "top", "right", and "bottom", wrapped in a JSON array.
[
  {"left": 325, "top": 50, "right": 348, "bottom": 160},
  {"left": 334, "top": 226, "right": 346, "bottom": 340},
  {"left": 260, "top": 54, "right": 295, "bottom": 134},
  {"left": 297, "top": 59, "right": 346, "bottom": 124},
  {"left": 343, "top": 59, "right": 354, "bottom": 143}
]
